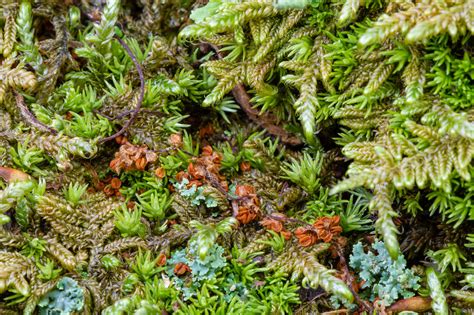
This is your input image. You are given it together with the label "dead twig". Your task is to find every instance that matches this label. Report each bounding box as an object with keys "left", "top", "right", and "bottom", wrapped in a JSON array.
[
  {"left": 209, "top": 44, "right": 303, "bottom": 146},
  {"left": 321, "top": 310, "right": 349, "bottom": 315},
  {"left": 14, "top": 91, "right": 58, "bottom": 134},
  {"left": 95, "top": 109, "right": 164, "bottom": 122},
  {"left": 387, "top": 296, "right": 432, "bottom": 313},
  {"left": 232, "top": 84, "right": 303, "bottom": 146},
  {"left": 335, "top": 243, "right": 374, "bottom": 313},
  {"left": 99, "top": 36, "right": 144, "bottom": 144},
  {"left": 0, "top": 166, "right": 31, "bottom": 182}
]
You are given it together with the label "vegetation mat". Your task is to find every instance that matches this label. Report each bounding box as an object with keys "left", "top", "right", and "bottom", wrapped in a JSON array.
[{"left": 0, "top": 0, "right": 473, "bottom": 313}]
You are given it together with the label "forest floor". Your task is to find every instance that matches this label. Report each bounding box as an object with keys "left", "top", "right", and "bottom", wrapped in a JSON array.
[{"left": 0, "top": 1, "right": 473, "bottom": 314}]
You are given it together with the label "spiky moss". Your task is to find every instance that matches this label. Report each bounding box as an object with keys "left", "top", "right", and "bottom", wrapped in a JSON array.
[{"left": 0, "top": 0, "right": 473, "bottom": 313}]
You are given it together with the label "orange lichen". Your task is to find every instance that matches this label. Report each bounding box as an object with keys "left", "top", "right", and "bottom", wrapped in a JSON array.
[
  {"left": 240, "top": 161, "right": 251, "bottom": 172},
  {"left": 103, "top": 185, "right": 115, "bottom": 197},
  {"left": 156, "top": 253, "right": 167, "bottom": 267},
  {"left": 234, "top": 184, "right": 260, "bottom": 224},
  {"left": 168, "top": 133, "right": 183, "bottom": 147},
  {"left": 110, "top": 178, "right": 122, "bottom": 189},
  {"left": 313, "top": 216, "right": 343, "bottom": 243},
  {"left": 155, "top": 167, "right": 166, "bottom": 179},
  {"left": 109, "top": 141, "right": 157, "bottom": 173},
  {"left": 174, "top": 262, "right": 191, "bottom": 276},
  {"left": 176, "top": 145, "right": 228, "bottom": 192},
  {"left": 260, "top": 215, "right": 292, "bottom": 240},
  {"left": 260, "top": 217, "right": 284, "bottom": 233},
  {"left": 280, "top": 230, "right": 292, "bottom": 240},
  {"left": 199, "top": 124, "right": 214, "bottom": 138},
  {"left": 294, "top": 226, "right": 318, "bottom": 247},
  {"left": 235, "top": 184, "right": 255, "bottom": 197},
  {"left": 236, "top": 206, "right": 258, "bottom": 224},
  {"left": 188, "top": 163, "right": 204, "bottom": 180}
]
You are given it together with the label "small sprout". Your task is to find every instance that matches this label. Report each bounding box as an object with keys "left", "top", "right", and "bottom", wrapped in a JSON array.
[
  {"left": 101, "top": 254, "right": 121, "bottom": 271},
  {"left": 68, "top": 6, "right": 81, "bottom": 29},
  {"left": 63, "top": 182, "right": 88, "bottom": 206},
  {"left": 21, "top": 236, "right": 47, "bottom": 260},
  {"left": 131, "top": 251, "right": 161, "bottom": 281},
  {"left": 426, "top": 267, "right": 449, "bottom": 315},
  {"left": 190, "top": 217, "right": 238, "bottom": 260},
  {"left": 427, "top": 243, "right": 467, "bottom": 273},
  {"left": 0, "top": 180, "right": 35, "bottom": 224},
  {"left": 256, "top": 230, "right": 286, "bottom": 253},
  {"left": 114, "top": 205, "right": 146, "bottom": 238},
  {"left": 10, "top": 141, "right": 46, "bottom": 175},
  {"left": 281, "top": 152, "right": 323, "bottom": 195},
  {"left": 273, "top": 0, "right": 309, "bottom": 10},
  {"left": 37, "top": 259, "right": 62, "bottom": 281},
  {"left": 122, "top": 273, "right": 140, "bottom": 293},
  {"left": 137, "top": 191, "right": 172, "bottom": 221}
]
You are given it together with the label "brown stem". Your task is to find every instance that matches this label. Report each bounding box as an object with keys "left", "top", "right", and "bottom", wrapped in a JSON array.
[
  {"left": 209, "top": 44, "right": 302, "bottom": 146},
  {"left": 0, "top": 166, "right": 31, "bottom": 182},
  {"left": 335, "top": 244, "right": 374, "bottom": 313},
  {"left": 99, "top": 36, "right": 145, "bottom": 144},
  {"left": 14, "top": 91, "right": 58, "bottom": 134},
  {"left": 387, "top": 296, "right": 432, "bottom": 313},
  {"left": 96, "top": 109, "right": 164, "bottom": 122},
  {"left": 232, "top": 84, "right": 303, "bottom": 146}
]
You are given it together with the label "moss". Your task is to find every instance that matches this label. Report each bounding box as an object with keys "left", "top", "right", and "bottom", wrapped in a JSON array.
[{"left": 0, "top": 0, "right": 472, "bottom": 313}]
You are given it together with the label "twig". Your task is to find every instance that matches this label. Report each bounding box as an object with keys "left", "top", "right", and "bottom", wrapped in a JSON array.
[
  {"left": 99, "top": 36, "right": 144, "bottom": 144},
  {"left": 321, "top": 310, "right": 349, "bottom": 315},
  {"left": 294, "top": 290, "right": 326, "bottom": 314},
  {"left": 0, "top": 166, "right": 31, "bottom": 182},
  {"left": 209, "top": 44, "right": 303, "bottom": 146},
  {"left": 387, "top": 296, "right": 432, "bottom": 313},
  {"left": 14, "top": 91, "right": 58, "bottom": 134},
  {"left": 232, "top": 84, "right": 303, "bottom": 146},
  {"left": 335, "top": 244, "right": 374, "bottom": 313},
  {"left": 95, "top": 109, "right": 164, "bottom": 122}
]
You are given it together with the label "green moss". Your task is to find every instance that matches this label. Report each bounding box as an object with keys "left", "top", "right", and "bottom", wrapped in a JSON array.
[{"left": 0, "top": 0, "right": 472, "bottom": 313}]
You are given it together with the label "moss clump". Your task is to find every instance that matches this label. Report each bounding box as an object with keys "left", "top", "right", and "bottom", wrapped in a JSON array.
[{"left": 0, "top": 0, "right": 472, "bottom": 313}]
